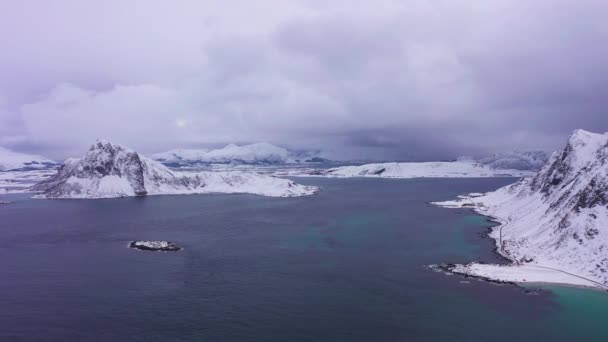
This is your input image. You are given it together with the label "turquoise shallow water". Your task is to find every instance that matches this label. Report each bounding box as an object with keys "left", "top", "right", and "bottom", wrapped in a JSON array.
[{"left": 0, "top": 177, "right": 606, "bottom": 341}]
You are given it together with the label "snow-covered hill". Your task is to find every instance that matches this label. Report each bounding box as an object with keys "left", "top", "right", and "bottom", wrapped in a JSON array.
[
  {"left": 30, "top": 140, "right": 318, "bottom": 199},
  {"left": 434, "top": 129, "right": 608, "bottom": 289},
  {"left": 152, "top": 142, "right": 326, "bottom": 165},
  {"left": 0, "top": 147, "right": 56, "bottom": 171},
  {"left": 282, "top": 161, "right": 533, "bottom": 178}
]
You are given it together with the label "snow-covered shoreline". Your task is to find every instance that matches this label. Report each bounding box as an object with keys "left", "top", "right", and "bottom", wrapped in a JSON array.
[{"left": 433, "top": 194, "right": 608, "bottom": 291}]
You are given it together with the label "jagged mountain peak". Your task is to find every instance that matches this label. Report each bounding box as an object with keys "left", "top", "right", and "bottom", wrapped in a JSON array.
[
  {"left": 568, "top": 128, "right": 606, "bottom": 143},
  {"left": 531, "top": 130, "right": 608, "bottom": 195},
  {"left": 89, "top": 139, "right": 134, "bottom": 153},
  {"left": 564, "top": 129, "right": 608, "bottom": 166}
]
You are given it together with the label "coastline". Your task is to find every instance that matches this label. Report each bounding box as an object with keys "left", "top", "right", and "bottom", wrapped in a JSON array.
[{"left": 432, "top": 194, "right": 608, "bottom": 292}]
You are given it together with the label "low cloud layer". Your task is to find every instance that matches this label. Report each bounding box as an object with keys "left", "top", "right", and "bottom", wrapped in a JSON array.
[{"left": 1, "top": 0, "right": 608, "bottom": 160}]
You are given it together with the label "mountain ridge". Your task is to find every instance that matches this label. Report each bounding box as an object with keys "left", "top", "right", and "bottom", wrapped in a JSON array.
[{"left": 151, "top": 142, "right": 326, "bottom": 165}]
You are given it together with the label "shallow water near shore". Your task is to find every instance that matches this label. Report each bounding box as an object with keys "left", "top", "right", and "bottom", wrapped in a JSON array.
[{"left": 1, "top": 177, "right": 607, "bottom": 341}]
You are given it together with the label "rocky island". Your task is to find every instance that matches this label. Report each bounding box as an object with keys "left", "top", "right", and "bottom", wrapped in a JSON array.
[
  {"left": 129, "top": 241, "right": 182, "bottom": 252},
  {"left": 29, "top": 140, "right": 318, "bottom": 199}
]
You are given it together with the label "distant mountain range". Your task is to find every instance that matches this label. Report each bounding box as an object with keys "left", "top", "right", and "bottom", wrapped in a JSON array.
[
  {"left": 151, "top": 142, "right": 328, "bottom": 166},
  {"left": 1, "top": 141, "right": 548, "bottom": 172},
  {"left": 458, "top": 150, "right": 549, "bottom": 171},
  {"left": 0, "top": 147, "right": 57, "bottom": 171}
]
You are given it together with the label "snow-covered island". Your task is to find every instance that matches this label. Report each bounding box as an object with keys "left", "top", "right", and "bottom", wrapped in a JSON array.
[
  {"left": 433, "top": 129, "right": 608, "bottom": 290},
  {"left": 129, "top": 241, "right": 181, "bottom": 252},
  {"left": 29, "top": 140, "right": 318, "bottom": 199},
  {"left": 278, "top": 160, "right": 535, "bottom": 178}
]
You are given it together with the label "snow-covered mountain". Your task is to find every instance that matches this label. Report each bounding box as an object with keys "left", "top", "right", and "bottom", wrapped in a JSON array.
[
  {"left": 0, "top": 147, "right": 56, "bottom": 171},
  {"left": 150, "top": 148, "right": 210, "bottom": 164},
  {"left": 152, "top": 142, "right": 326, "bottom": 165},
  {"left": 282, "top": 161, "right": 533, "bottom": 178},
  {"left": 474, "top": 150, "right": 549, "bottom": 171},
  {"left": 30, "top": 140, "right": 318, "bottom": 199},
  {"left": 434, "top": 129, "right": 608, "bottom": 289}
]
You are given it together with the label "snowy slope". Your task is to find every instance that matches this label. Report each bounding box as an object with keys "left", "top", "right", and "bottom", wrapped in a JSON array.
[
  {"left": 30, "top": 140, "right": 318, "bottom": 199},
  {"left": 434, "top": 129, "right": 608, "bottom": 289},
  {"left": 0, "top": 147, "right": 56, "bottom": 171},
  {"left": 152, "top": 142, "right": 325, "bottom": 165},
  {"left": 284, "top": 161, "right": 533, "bottom": 178}
]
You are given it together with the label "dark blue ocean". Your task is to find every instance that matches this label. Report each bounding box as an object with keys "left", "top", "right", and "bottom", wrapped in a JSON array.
[{"left": 1, "top": 178, "right": 607, "bottom": 341}]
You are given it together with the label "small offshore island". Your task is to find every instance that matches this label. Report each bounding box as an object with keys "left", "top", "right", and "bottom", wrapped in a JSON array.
[{"left": 129, "top": 241, "right": 182, "bottom": 252}]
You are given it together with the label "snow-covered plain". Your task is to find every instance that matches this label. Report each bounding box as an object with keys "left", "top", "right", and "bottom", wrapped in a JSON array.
[
  {"left": 433, "top": 129, "right": 608, "bottom": 290},
  {"left": 30, "top": 140, "right": 318, "bottom": 199},
  {"left": 279, "top": 161, "right": 534, "bottom": 178}
]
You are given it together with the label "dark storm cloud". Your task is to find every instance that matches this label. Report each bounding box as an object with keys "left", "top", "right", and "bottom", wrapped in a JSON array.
[{"left": 1, "top": 0, "right": 607, "bottom": 159}]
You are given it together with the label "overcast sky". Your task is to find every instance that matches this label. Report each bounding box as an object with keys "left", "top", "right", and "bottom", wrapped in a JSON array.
[{"left": 1, "top": 0, "right": 607, "bottom": 160}]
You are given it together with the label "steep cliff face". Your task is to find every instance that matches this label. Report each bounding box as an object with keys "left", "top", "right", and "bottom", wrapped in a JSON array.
[
  {"left": 435, "top": 129, "right": 608, "bottom": 286},
  {"left": 31, "top": 140, "right": 317, "bottom": 199}
]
